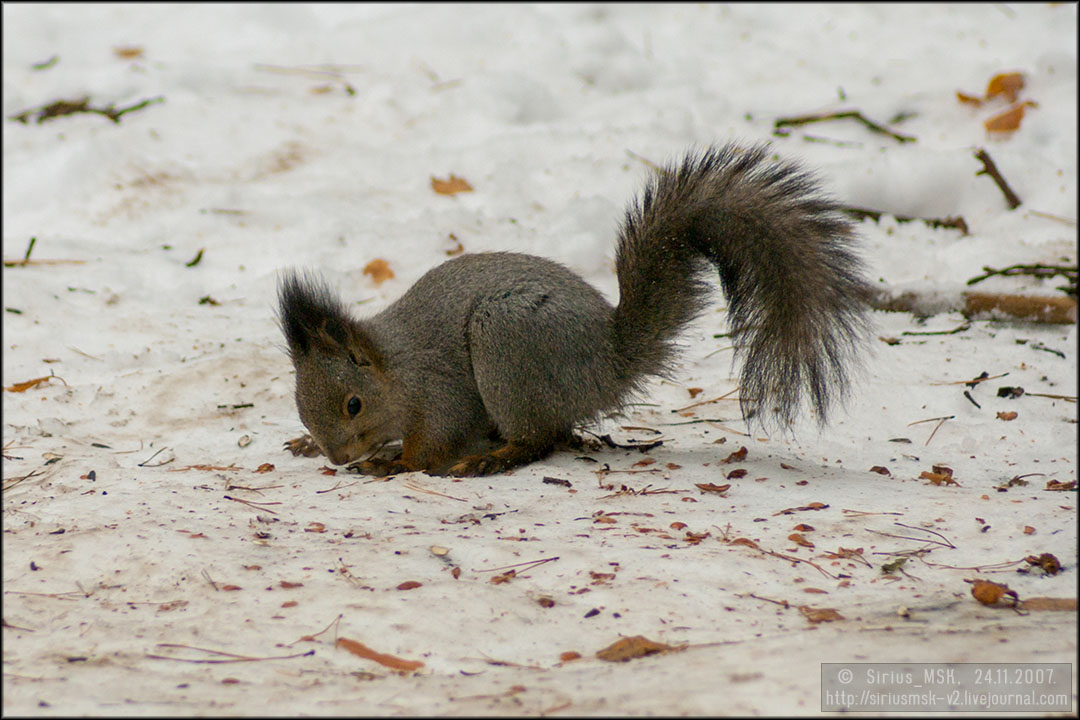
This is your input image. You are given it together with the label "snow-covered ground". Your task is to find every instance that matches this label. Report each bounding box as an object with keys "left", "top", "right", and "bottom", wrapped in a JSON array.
[{"left": 3, "top": 3, "right": 1076, "bottom": 715}]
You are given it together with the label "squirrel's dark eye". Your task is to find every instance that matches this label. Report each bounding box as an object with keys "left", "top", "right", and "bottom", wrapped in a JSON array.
[{"left": 347, "top": 396, "right": 361, "bottom": 417}]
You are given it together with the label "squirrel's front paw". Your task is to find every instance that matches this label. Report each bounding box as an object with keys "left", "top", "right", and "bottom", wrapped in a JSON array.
[
  {"left": 284, "top": 434, "right": 322, "bottom": 458},
  {"left": 346, "top": 456, "right": 411, "bottom": 477}
]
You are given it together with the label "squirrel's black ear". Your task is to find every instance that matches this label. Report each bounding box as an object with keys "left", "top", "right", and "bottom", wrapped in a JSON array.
[
  {"left": 278, "top": 271, "right": 345, "bottom": 358},
  {"left": 277, "top": 271, "right": 384, "bottom": 368}
]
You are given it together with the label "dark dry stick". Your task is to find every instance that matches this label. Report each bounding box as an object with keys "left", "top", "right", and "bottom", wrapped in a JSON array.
[
  {"left": 147, "top": 643, "right": 315, "bottom": 664},
  {"left": 8, "top": 96, "right": 164, "bottom": 125},
  {"left": 223, "top": 495, "right": 280, "bottom": 514},
  {"left": 774, "top": 110, "right": 916, "bottom": 143},
  {"left": 902, "top": 323, "right": 972, "bottom": 337},
  {"left": 974, "top": 148, "right": 1021, "bottom": 209},
  {"left": 967, "top": 262, "right": 1077, "bottom": 297},
  {"left": 842, "top": 206, "right": 969, "bottom": 235}
]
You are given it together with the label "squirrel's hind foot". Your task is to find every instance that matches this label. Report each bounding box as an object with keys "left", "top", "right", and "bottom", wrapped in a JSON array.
[{"left": 447, "top": 441, "right": 553, "bottom": 477}]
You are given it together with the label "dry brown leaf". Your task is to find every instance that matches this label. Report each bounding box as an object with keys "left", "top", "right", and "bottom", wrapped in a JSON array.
[
  {"left": 984, "top": 102, "right": 1035, "bottom": 133},
  {"left": 396, "top": 580, "right": 422, "bottom": 590},
  {"left": 920, "top": 470, "right": 959, "bottom": 486},
  {"left": 1045, "top": 479, "right": 1076, "bottom": 491},
  {"left": 969, "top": 579, "right": 1018, "bottom": 606},
  {"left": 431, "top": 174, "right": 473, "bottom": 195},
  {"left": 305, "top": 522, "right": 326, "bottom": 533},
  {"left": 722, "top": 446, "right": 748, "bottom": 463},
  {"left": 279, "top": 581, "right": 303, "bottom": 589},
  {"left": 729, "top": 537, "right": 759, "bottom": 549},
  {"left": 1024, "top": 553, "right": 1061, "bottom": 575},
  {"left": 336, "top": 636, "right": 424, "bottom": 672},
  {"left": 595, "top": 635, "right": 684, "bottom": 662},
  {"left": 491, "top": 569, "right": 516, "bottom": 585},
  {"left": 788, "top": 533, "right": 815, "bottom": 548},
  {"left": 114, "top": 46, "right": 144, "bottom": 59},
  {"left": 869, "top": 465, "right": 891, "bottom": 476},
  {"left": 254, "top": 463, "right": 275, "bottom": 473},
  {"left": 798, "top": 606, "right": 844, "bottom": 624},
  {"left": 559, "top": 651, "right": 582, "bottom": 662},
  {"left": 695, "top": 482, "right": 731, "bottom": 495},
  {"left": 956, "top": 90, "right": 984, "bottom": 106},
  {"left": 986, "top": 72, "right": 1025, "bottom": 103},
  {"left": 3, "top": 376, "right": 55, "bottom": 392},
  {"left": 996, "top": 411, "right": 1018, "bottom": 421},
  {"left": 773, "top": 502, "right": 829, "bottom": 516},
  {"left": 363, "top": 258, "right": 394, "bottom": 286},
  {"left": 687, "top": 387, "right": 703, "bottom": 398}
]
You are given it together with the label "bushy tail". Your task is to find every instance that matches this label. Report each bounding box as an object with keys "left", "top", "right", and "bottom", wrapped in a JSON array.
[{"left": 611, "top": 144, "right": 871, "bottom": 427}]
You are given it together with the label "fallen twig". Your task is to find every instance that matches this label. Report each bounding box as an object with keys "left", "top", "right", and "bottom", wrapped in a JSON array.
[
  {"left": 967, "top": 262, "right": 1077, "bottom": 297},
  {"left": 774, "top": 110, "right": 916, "bottom": 143},
  {"left": 842, "top": 206, "right": 969, "bottom": 235},
  {"left": 907, "top": 415, "right": 955, "bottom": 446},
  {"left": 901, "top": 323, "right": 971, "bottom": 337},
  {"left": 974, "top": 148, "right": 1021, "bottom": 209},
  {"left": 147, "top": 643, "right": 314, "bottom": 664},
  {"left": 223, "top": 495, "right": 281, "bottom": 514},
  {"left": 673, "top": 388, "right": 739, "bottom": 413},
  {"left": 8, "top": 95, "right": 164, "bottom": 125},
  {"left": 473, "top": 556, "right": 559, "bottom": 574}
]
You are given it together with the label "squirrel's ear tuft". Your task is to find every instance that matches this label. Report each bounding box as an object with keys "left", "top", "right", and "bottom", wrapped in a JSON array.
[
  {"left": 277, "top": 271, "right": 349, "bottom": 358},
  {"left": 277, "top": 270, "right": 384, "bottom": 368}
]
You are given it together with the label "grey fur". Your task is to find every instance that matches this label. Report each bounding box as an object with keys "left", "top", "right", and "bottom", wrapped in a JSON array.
[{"left": 278, "top": 144, "right": 871, "bottom": 475}]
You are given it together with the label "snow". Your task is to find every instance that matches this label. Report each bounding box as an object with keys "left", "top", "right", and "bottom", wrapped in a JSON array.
[{"left": 2, "top": 3, "right": 1076, "bottom": 715}]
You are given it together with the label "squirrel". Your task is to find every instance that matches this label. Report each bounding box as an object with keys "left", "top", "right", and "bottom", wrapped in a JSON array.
[{"left": 278, "top": 144, "right": 872, "bottom": 477}]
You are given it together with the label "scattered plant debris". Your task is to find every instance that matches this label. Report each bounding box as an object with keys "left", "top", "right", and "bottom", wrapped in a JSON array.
[
  {"left": 335, "top": 637, "right": 424, "bottom": 672},
  {"left": 974, "top": 148, "right": 1021, "bottom": 209},
  {"left": 363, "top": 258, "right": 394, "bottom": 285},
  {"left": 842, "top": 206, "right": 968, "bottom": 235},
  {"left": 595, "top": 635, "right": 684, "bottom": 662},
  {"left": 430, "top": 173, "right": 473, "bottom": 195},
  {"left": 8, "top": 95, "right": 164, "bottom": 124},
  {"left": 967, "top": 578, "right": 1019, "bottom": 608},
  {"left": 1024, "top": 553, "right": 1061, "bottom": 575},
  {"left": 773, "top": 109, "right": 915, "bottom": 143},
  {"left": 967, "top": 263, "right": 1077, "bottom": 298}
]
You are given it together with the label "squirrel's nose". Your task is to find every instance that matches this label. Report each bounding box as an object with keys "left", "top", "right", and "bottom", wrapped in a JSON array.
[{"left": 328, "top": 449, "right": 352, "bottom": 465}]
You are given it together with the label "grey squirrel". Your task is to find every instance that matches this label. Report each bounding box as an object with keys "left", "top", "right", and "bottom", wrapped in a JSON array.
[{"left": 278, "top": 144, "right": 871, "bottom": 476}]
